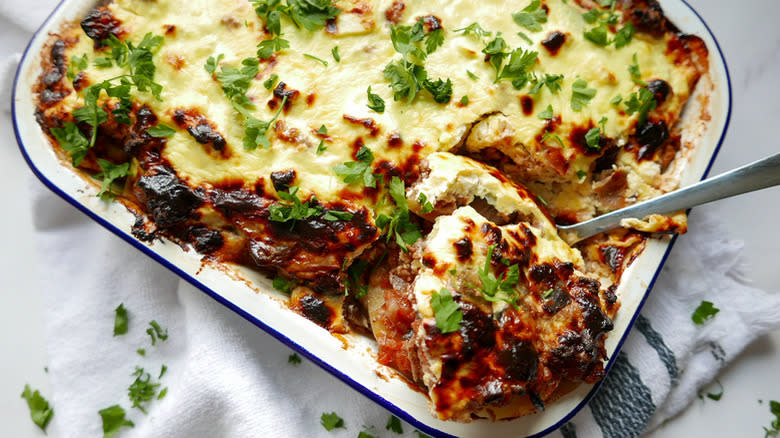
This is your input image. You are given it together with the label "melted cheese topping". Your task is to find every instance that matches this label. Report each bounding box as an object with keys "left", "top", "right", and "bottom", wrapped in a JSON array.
[{"left": 57, "top": 0, "right": 693, "bottom": 209}]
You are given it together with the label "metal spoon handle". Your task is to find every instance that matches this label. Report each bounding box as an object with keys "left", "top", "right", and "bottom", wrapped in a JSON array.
[{"left": 559, "top": 152, "right": 780, "bottom": 243}]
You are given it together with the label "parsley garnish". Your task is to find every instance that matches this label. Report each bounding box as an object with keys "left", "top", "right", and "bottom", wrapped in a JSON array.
[
  {"left": 288, "top": 353, "right": 302, "bottom": 364},
  {"left": 478, "top": 244, "right": 521, "bottom": 306},
  {"left": 375, "top": 177, "right": 423, "bottom": 251},
  {"left": 692, "top": 301, "right": 719, "bottom": 325},
  {"left": 512, "top": 0, "right": 548, "bottom": 32},
  {"left": 542, "top": 131, "right": 565, "bottom": 148},
  {"left": 137, "top": 348, "right": 146, "bottom": 356},
  {"left": 482, "top": 37, "right": 538, "bottom": 88},
  {"left": 345, "top": 259, "right": 369, "bottom": 297},
  {"left": 204, "top": 53, "right": 224, "bottom": 75},
  {"left": 571, "top": 78, "right": 596, "bottom": 111},
  {"left": 51, "top": 123, "right": 90, "bottom": 166},
  {"left": 273, "top": 276, "right": 295, "bottom": 293},
  {"left": 585, "top": 127, "right": 601, "bottom": 150},
  {"left": 146, "top": 124, "right": 176, "bottom": 138},
  {"left": 146, "top": 320, "right": 168, "bottom": 345},
  {"left": 264, "top": 73, "right": 279, "bottom": 90},
  {"left": 624, "top": 87, "right": 657, "bottom": 126},
  {"left": 268, "top": 186, "right": 323, "bottom": 226},
  {"left": 614, "top": 23, "right": 636, "bottom": 48},
  {"left": 99, "top": 405, "right": 134, "bottom": 438},
  {"left": 157, "top": 388, "right": 168, "bottom": 400},
  {"left": 251, "top": 0, "right": 342, "bottom": 35},
  {"left": 576, "top": 169, "right": 588, "bottom": 181},
  {"left": 466, "top": 70, "right": 479, "bottom": 81},
  {"left": 159, "top": 365, "right": 167, "bottom": 379},
  {"left": 128, "top": 367, "right": 160, "bottom": 413},
  {"left": 610, "top": 94, "right": 623, "bottom": 105},
  {"left": 537, "top": 104, "right": 554, "bottom": 120},
  {"left": 322, "top": 210, "right": 354, "bottom": 221},
  {"left": 239, "top": 96, "right": 287, "bottom": 150},
  {"left": 20, "top": 385, "right": 54, "bottom": 433},
  {"left": 584, "top": 23, "right": 609, "bottom": 46},
  {"left": 215, "top": 57, "right": 259, "bottom": 108},
  {"left": 431, "top": 288, "right": 463, "bottom": 334},
  {"left": 582, "top": 2, "right": 634, "bottom": 48},
  {"left": 96, "top": 159, "right": 130, "bottom": 200},
  {"left": 529, "top": 73, "right": 564, "bottom": 95},
  {"left": 114, "top": 303, "right": 128, "bottom": 336},
  {"left": 258, "top": 36, "right": 291, "bottom": 59},
  {"left": 303, "top": 53, "right": 328, "bottom": 66},
  {"left": 67, "top": 53, "right": 88, "bottom": 80},
  {"left": 366, "top": 86, "right": 386, "bottom": 113},
  {"left": 384, "top": 18, "right": 451, "bottom": 103},
  {"left": 334, "top": 146, "right": 378, "bottom": 188},
  {"left": 460, "top": 95, "right": 469, "bottom": 106},
  {"left": 386, "top": 415, "right": 404, "bottom": 433},
  {"left": 454, "top": 22, "right": 492, "bottom": 39},
  {"left": 628, "top": 53, "right": 647, "bottom": 85},
  {"left": 331, "top": 46, "right": 341, "bottom": 62},
  {"left": 358, "top": 430, "right": 378, "bottom": 438},
  {"left": 764, "top": 400, "right": 780, "bottom": 437},
  {"left": 417, "top": 193, "right": 434, "bottom": 214},
  {"left": 320, "top": 412, "right": 345, "bottom": 431},
  {"left": 517, "top": 30, "right": 533, "bottom": 44}
]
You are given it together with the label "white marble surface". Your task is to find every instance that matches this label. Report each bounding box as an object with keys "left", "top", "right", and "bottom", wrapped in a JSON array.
[{"left": 0, "top": 0, "right": 778, "bottom": 436}]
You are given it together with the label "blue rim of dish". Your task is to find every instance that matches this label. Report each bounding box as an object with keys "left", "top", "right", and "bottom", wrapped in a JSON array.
[{"left": 11, "top": 1, "right": 732, "bottom": 436}]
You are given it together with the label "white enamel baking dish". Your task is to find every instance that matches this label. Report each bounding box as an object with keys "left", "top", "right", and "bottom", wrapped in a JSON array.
[{"left": 12, "top": 1, "right": 731, "bottom": 436}]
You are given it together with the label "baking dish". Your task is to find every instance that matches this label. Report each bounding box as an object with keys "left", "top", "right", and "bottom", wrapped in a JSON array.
[{"left": 12, "top": 0, "right": 731, "bottom": 436}]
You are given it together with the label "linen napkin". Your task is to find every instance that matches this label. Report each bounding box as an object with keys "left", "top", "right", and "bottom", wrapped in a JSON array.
[{"left": 5, "top": 3, "right": 780, "bottom": 437}]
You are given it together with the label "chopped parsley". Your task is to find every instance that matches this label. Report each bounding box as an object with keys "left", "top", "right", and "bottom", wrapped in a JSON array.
[
  {"left": 692, "top": 300, "right": 719, "bottom": 325},
  {"left": 128, "top": 367, "right": 160, "bottom": 413},
  {"left": 482, "top": 36, "right": 538, "bottom": 89},
  {"left": 529, "top": 73, "right": 564, "bottom": 95},
  {"left": 542, "top": 131, "right": 565, "bottom": 148},
  {"left": 614, "top": 23, "right": 636, "bottom": 49},
  {"left": 384, "top": 18, "right": 452, "bottom": 103},
  {"left": 96, "top": 159, "right": 130, "bottom": 200},
  {"left": 582, "top": 2, "right": 634, "bottom": 48},
  {"left": 257, "top": 36, "right": 290, "bottom": 59},
  {"left": 20, "top": 385, "right": 53, "bottom": 433},
  {"left": 263, "top": 73, "right": 279, "bottom": 90},
  {"left": 159, "top": 365, "right": 167, "bottom": 379},
  {"left": 98, "top": 405, "right": 134, "bottom": 438},
  {"left": 345, "top": 259, "right": 370, "bottom": 298},
  {"left": 570, "top": 78, "right": 596, "bottom": 111},
  {"left": 454, "top": 22, "right": 492, "bottom": 40},
  {"left": 157, "top": 388, "right": 168, "bottom": 400},
  {"left": 764, "top": 400, "right": 780, "bottom": 437},
  {"left": 114, "top": 303, "right": 128, "bottom": 336},
  {"left": 584, "top": 23, "right": 609, "bottom": 46},
  {"left": 137, "top": 348, "right": 146, "bottom": 356},
  {"left": 237, "top": 96, "right": 287, "bottom": 150},
  {"left": 146, "top": 123, "right": 176, "bottom": 138},
  {"left": 417, "top": 192, "right": 434, "bottom": 214},
  {"left": 288, "top": 353, "right": 302, "bottom": 364},
  {"left": 386, "top": 415, "right": 404, "bottom": 433},
  {"left": 67, "top": 53, "right": 88, "bottom": 80},
  {"left": 331, "top": 46, "right": 341, "bottom": 62},
  {"left": 537, "top": 104, "right": 554, "bottom": 120},
  {"left": 541, "top": 288, "right": 554, "bottom": 299},
  {"left": 358, "top": 430, "right": 378, "bottom": 438},
  {"left": 334, "top": 146, "right": 378, "bottom": 188},
  {"left": 366, "top": 86, "right": 386, "bottom": 113},
  {"left": 610, "top": 94, "right": 623, "bottom": 105},
  {"left": 466, "top": 70, "right": 479, "bottom": 81},
  {"left": 375, "top": 177, "right": 423, "bottom": 251},
  {"left": 512, "top": 0, "right": 548, "bottom": 32},
  {"left": 320, "top": 412, "right": 345, "bottom": 431},
  {"left": 303, "top": 53, "right": 328, "bottom": 66},
  {"left": 251, "top": 0, "right": 341, "bottom": 36},
  {"left": 268, "top": 186, "right": 323, "bottom": 226},
  {"left": 316, "top": 140, "right": 328, "bottom": 155},
  {"left": 576, "top": 169, "right": 588, "bottom": 181},
  {"left": 204, "top": 53, "right": 224, "bottom": 75},
  {"left": 628, "top": 53, "right": 647, "bottom": 85},
  {"left": 431, "top": 288, "right": 463, "bottom": 334},
  {"left": 478, "top": 244, "right": 521, "bottom": 306},
  {"left": 273, "top": 276, "right": 295, "bottom": 293},
  {"left": 460, "top": 95, "right": 469, "bottom": 106},
  {"left": 323, "top": 210, "right": 354, "bottom": 221},
  {"left": 146, "top": 320, "right": 168, "bottom": 346},
  {"left": 701, "top": 380, "right": 723, "bottom": 401},
  {"left": 585, "top": 127, "right": 601, "bottom": 150},
  {"left": 51, "top": 123, "right": 90, "bottom": 166},
  {"left": 624, "top": 87, "right": 657, "bottom": 127},
  {"left": 214, "top": 57, "right": 260, "bottom": 108}
]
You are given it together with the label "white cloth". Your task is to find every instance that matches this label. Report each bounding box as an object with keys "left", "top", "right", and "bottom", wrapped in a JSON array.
[{"left": 4, "top": 2, "right": 780, "bottom": 437}]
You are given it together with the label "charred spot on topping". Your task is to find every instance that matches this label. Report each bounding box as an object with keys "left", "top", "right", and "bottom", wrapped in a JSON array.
[
  {"left": 343, "top": 114, "right": 380, "bottom": 137},
  {"left": 497, "top": 335, "right": 538, "bottom": 382},
  {"left": 385, "top": 1, "right": 406, "bottom": 24},
  {"left": 599, "top": 245, "right": 627, "bottom": 273},
  {"left": 188, "top": 226, "right": 224, "bottom": 254},
  {"left": 646, "top": 79, "right": 671, "bottom": 105},
  {"left": 306, "top": 93, "right": 316, "bottom": 106},
  {"left": 480, "top": 222, "right": 503, "bottom": 245},
  {"left": 541, "top": 287, "right": 571, "bottom": 315},
  {"left": 254, "top": 179, "right": 266, "bottom": 196},
  {"left": 220, "top": 16, "right": 242, "bottom": 29},
  {"left": 635, "top": 120, "right": 669, "bottom": 160},
  {"left": 453, "top": 237, "right": 473, "bottom": 262},
  {"left": 270, "top": 169, "right": 296, "bottom": 192},
  {"left": 131, "top": 215, "right": 156, "bottom": 243},
  {"left": 541, "top": 31, "right": 566, "bottom": 55},
  {"left": 604, "top": 285, "right": 618, "bottom": 305},
  {"left": 592, "top": 144, "right": 620, "bottom": 173},
  {"left": 422, "top": 254, "right": 436, "bottom": 268},
  {"left": 619, "top": 0, "right": 676, "bottom": 38},
  {"left": 270, "top": 82, "right": 299, "bottom": 113},
  {"left": 135, "top": 165, "right": 203, "bottom": 228},
  {"left": 164, "top": 24, "right": 176, "bottom": 35},
  {"left": 520, "top": 96, "right": 534, "bottom": 116},
  {"left": 123, "top": 105, "right": 161, "bottom": 156},
  {"left": 80, "top": 6, "right": 124, "bottom": 47},
  {"left": 387, "top": 132, "right": 403, "bottom": 148},
  {"left": 165, "top": 53, "right": 186, "bottom": 70},
  {"left": 350, "top": 137, "right": 365, "bottom": 158},
  {"left": 422, "top": 15, "right": 442, "bottom": 32},
  {"left": 172, "top": 109, "right": 229, "bottom": 156},
  {"left": 210, "top": 187, "right": 270, "bottom": 218},
  {"left": 36, "top": 39, "right": 71, "bottom": 107},
  {"left": 72, "top": 71, "right": 89, "bottom": 92},
  {"left": 412, "top": 141, "right": 424, "bottom": 153},
  {"left": 43, "top": 40, "right": 66, "bottom": 86},
  {"left": 296, "top": 294, "right": 334, "bottom": 328}
]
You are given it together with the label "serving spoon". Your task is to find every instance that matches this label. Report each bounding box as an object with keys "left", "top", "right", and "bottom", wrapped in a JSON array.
[{"left": 558, "top": 152, "right": 780, "bottom": 245}]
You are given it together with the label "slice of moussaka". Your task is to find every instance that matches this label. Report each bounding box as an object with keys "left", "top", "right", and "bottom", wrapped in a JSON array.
[{"left": 33, "top": 0, "right": 708, "bottom": 421}]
